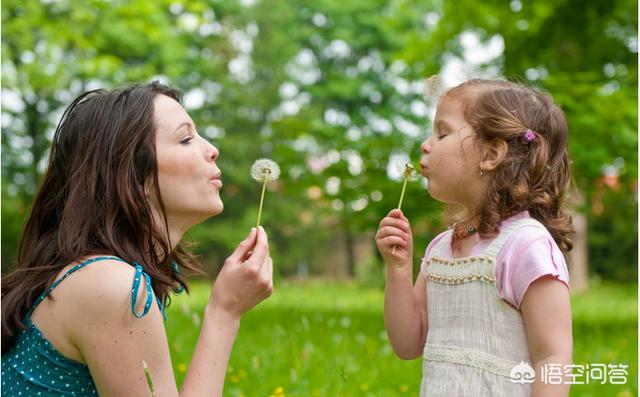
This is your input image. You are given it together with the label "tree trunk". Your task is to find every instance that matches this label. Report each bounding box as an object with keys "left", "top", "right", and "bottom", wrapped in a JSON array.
[
  {"left": 568, "top": 190, "right": 589, "bottom": 292},
  {"left": 26, "top": 101, "right": 42, "bottom": 190},
  {"left": 345, "top": 227, "right": 356, "bottom": 277}
]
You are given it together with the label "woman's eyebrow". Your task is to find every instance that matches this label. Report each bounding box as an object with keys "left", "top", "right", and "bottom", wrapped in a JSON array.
[{"left": 173, "top": 122, "right": 193, "bottom": 134}]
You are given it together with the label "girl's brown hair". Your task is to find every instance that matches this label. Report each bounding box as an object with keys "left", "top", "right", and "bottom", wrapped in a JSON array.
[
  {"left": 443, "top": 79, "right": 573, "bottom": 252},
  {"left": 2, "top": 82, "right": 204, "bottom": 352}
]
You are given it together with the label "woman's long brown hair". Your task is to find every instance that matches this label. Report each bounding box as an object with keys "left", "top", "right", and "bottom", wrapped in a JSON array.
[
  {"left": 442, "top": 79, "right": 574, "bottom": 252},
  {"left": 2, "top": 82, "right": 203, "bottom": 352}
]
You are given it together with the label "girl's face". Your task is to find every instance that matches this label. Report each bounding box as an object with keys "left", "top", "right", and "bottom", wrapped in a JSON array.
[
  {"left": 151, "top": 94, "right": 223, "bottom": 229},
  {"left": 419, "top": 97, "right": 486, "bottom": 209}
]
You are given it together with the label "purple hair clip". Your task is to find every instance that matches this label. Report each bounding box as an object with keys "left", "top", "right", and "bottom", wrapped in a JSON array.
[{"left": 523, "top": 129, "right": 536, "bottom": 142}]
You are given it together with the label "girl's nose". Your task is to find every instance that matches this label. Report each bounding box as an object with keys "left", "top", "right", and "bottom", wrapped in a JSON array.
[{"left": 421, "top": 137, "right": 432, "bottom": 154}]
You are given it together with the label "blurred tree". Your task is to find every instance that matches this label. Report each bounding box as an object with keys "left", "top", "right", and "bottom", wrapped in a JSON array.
[{"left": 1, "top": 0, "right": 191, "bottom": 271}]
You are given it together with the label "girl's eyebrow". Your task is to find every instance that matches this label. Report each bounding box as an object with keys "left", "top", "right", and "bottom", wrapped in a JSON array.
[{"left": 435, "top": 120, "right": 452, "bottom": 131}]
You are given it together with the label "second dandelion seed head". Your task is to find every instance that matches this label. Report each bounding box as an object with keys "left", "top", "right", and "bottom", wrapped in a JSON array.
[{"left": 251, "top": 158, "right": 281, "bottom": 182}]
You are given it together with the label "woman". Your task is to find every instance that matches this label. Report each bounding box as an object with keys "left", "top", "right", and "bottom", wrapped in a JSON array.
[{"left": 1, "top": 82, "right": 273, "bottom": 396}]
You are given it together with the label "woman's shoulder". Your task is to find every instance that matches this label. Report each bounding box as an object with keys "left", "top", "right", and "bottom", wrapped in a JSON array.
[
  {"left": 52, "top": 256, "right": 145, "bottom": 315},
  {"left": 30, "top": 256, "right": 152, "bottom": 363}
]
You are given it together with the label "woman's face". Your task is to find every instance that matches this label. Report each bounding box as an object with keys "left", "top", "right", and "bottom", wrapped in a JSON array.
[{"left": 150, "top": 94, "right": 223, "bottom": 229}]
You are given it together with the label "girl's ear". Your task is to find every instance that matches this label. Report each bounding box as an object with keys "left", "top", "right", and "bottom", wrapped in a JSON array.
[{"left": 480, "top": 139, "right": 508, "bottom": 171}]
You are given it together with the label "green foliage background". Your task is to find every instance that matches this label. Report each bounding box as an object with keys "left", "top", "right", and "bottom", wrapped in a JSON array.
[{"left": 2, "top": 0, "right": 636, "bottom": 281}]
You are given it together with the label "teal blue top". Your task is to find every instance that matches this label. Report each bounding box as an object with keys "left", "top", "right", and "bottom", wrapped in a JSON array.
[{"left": 1, "top": 256, "right": 169, "bottom": 396}]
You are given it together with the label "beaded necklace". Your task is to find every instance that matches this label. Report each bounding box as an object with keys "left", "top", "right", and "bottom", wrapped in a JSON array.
[{"left": 452, "top": 219, "right": 479, "bottom": 251}]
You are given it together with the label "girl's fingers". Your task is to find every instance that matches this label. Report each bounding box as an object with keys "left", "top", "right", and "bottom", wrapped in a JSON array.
[
  {"left": 388, "top": 209, "right": 404, "bottom": 218},
  {"left": 388, "top": 209, "right": 410, "bottom": 223},
  {"left": 380, "top": 236, "right": 408, "bottom": 248},
  {"left": 376, "top": 226, "right": 410, "bottom": 241},
  {"left": 379, "top": 217, "right": 411, "bottom": 234}
]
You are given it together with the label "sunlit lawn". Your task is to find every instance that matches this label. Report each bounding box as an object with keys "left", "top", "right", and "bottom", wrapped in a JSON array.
[{"left": 166, "top": 279, "right": 637, "bottom": 397}]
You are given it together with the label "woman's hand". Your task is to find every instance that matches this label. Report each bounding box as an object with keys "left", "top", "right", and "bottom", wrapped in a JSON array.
[
  {"left": 207, "top": 227, "right": 273, "bottom": 319},
  {"left": 375, "top": 209, "right": 413, "bottom": 269}
]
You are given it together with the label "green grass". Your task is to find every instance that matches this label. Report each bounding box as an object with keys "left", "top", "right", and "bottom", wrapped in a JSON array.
[{"left": 165, "top": 280, "right": 637, "bottom": 397}]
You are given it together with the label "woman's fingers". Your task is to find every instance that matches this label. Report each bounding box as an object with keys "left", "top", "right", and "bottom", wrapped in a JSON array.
[
  {"left": 246, "top": 227, "right": 269, "bottom": 270},
  {"left": 259, "top": 257, "right": 274, "bottom": 292},
  {"left": 226, "top": 228, "right": 257, "bottom": 265}
]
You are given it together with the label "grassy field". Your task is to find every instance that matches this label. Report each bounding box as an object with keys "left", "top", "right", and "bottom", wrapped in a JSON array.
[{"left": 165, "top": 280, "right": 637, "bottom": 397}]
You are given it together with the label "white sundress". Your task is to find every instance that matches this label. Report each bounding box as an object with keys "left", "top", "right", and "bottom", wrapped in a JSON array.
[{"left": 420, "top": 218, "right": 541, "bottom": 397}]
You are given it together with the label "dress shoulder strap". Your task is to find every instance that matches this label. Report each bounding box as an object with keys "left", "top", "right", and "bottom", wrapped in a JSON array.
[
  {"left": 25, "top": 256, "right": 166, "bottom": 324},
  {"left": 432, "top": 230, "right": 453, "bottom": 258},
  {"left": 483, "top": 218, "right": 545, "bottom": 259}
]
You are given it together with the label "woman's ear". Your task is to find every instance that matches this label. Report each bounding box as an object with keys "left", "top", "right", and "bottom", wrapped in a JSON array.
[
  {"left": 480, "top": 139, "right": 508, "bottom": 171},
  {"left": 143, "top": 180, "right": 157, "bottom": 204}
]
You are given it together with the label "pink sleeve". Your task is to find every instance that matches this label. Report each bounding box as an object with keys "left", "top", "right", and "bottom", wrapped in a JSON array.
[
  {"left": 419, "top": 231, "right": 448, "bottom": 276},
  {"left": 496, "top": 228, "right": 570, "bottom": 310}
]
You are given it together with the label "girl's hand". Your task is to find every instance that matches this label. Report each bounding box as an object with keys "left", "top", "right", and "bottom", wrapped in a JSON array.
[
  {"left": 208, "top": 227, "right": 273, "bottom": 319},
  {"left": 375, "top": 209, "right": 413, "bottom": 268}
]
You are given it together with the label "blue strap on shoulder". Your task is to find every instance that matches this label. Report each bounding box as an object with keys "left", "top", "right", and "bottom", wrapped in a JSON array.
[
  {"left": 172, "top": 261, "right": 185, "bottom": 293},
  {"left": 131, "top": 262, "right": 167, "bottom": 321}
]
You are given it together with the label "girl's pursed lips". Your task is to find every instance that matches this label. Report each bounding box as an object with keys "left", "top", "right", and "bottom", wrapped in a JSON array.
[{"left": 419, "top": 161, "right": 430, "bottom": 177}]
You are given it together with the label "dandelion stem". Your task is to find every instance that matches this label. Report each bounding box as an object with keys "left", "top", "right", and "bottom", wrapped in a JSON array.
[
  {"left": 392, "top": 175, "right": 410, "bottom": 255},
  {"left": 397, "top": 176, "right": 409, "bottom": 210},
  {"left": 142, "top": 360, "right": 156, "bottom": 397},
  {"left": 256, "top": 176, "right": 269, "bottom": 228}
]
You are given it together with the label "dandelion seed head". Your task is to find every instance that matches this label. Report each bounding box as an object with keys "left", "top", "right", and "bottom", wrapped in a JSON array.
[
  {"left": 402, "top": 163, "right": 415, "bottom": 178},
  {"left": 397, "top": 162, "right": 419, "bottom": 181},
  {"left": 251, "top": 158, "right": 281, "bottom": 182}
]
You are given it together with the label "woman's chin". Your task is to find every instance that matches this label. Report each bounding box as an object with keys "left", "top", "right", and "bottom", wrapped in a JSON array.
[
  {"left": 198, "top": 201, "right": 224, "bottom": 221},
  {"left": 210, "top": 201, "right": 224, "bottom": 216}
]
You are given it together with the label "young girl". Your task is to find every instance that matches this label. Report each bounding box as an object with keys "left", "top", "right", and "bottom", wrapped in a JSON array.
[
  {"left": 1, "top": 82, "right": 273, "bottom": 396},
  {"left": 376, "top": 79, "right": 573, "bottom": 397}
]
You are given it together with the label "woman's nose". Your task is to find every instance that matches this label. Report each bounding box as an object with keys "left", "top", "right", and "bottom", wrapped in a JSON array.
[{"left": 205, "top": 140, "right": 219, "bottom": 162}]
